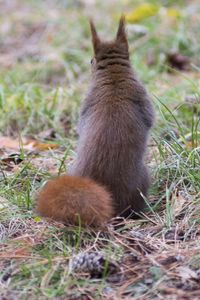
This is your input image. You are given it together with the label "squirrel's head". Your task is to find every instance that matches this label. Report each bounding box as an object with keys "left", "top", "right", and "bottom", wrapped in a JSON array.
[{"left": 89, "top": 16, "right": 129, "bottom": 71}]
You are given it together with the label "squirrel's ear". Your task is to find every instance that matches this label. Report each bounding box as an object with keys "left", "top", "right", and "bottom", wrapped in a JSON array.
[
  {"left": 89, "top": 19, "right": 100, "bottom": 55},
  {"left": 116, "top": 16, "right": 128, "bottom": 51}
]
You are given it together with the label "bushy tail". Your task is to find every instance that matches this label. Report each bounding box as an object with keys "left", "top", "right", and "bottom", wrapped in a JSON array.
[{"left": 36, "top": 175, "right": 114, "bottom": 228}]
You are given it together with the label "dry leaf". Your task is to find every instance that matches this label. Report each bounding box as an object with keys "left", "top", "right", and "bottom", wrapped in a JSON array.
[
  {"left": 32, "top": 142, "right": 59, "bottom": 151},
  {"left": 0, "top": 136, "right": 21, "bottom": 149},
  {"left": 0, "top": 136, "right": 59, "bottom": 151},
  {"left": 1, "top": 153, "right": 24, "bottom": 171}
]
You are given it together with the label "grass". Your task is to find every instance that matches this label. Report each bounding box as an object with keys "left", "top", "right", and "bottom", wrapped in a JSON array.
[{"left": 0, "top": 0, "right": 200, "bottom": 299}]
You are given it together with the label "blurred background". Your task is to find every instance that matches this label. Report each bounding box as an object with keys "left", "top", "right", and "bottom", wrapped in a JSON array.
[
  {"left": 0, "top": 0, "right": 199, "bottom": 137},
  {"left": 1, "top": 4, "right": 200, "bottom": 297}
]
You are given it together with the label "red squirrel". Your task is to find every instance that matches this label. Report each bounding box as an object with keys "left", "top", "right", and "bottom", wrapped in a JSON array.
[{"left": 36, "top": 17, "right": 154, "bottom": 227}]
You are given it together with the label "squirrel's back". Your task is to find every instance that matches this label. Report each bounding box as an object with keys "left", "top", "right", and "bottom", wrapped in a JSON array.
[{"left": 70, "top": 17, "right": 154, "bottom": 217}]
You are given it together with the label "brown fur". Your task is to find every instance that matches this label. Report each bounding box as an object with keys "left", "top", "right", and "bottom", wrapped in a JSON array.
[
  {"left": 70, "top": 16, "right": 154, "bottom": 218},
  {"left": 36, "top": 17, "right": 154, "bottom": 227},
  {"left": 36, "top": 175, "right": 114, "bottom": 227}
]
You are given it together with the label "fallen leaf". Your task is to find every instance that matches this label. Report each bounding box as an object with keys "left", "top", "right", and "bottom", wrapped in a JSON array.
[
  {"left": 0, "top": 136, "right": 59, "bottom": 151},
  {"left": 1, "top": 153, "right": 24, "bottom": 171},
  {"left": 29, "top": 141, "right": 59, "bottom": 151},
  {"left": 0, "top": 136, "right": 22, "bottom": 149}
]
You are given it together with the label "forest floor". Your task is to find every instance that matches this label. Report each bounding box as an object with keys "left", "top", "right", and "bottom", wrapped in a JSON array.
[{"left": 0, "top": 0, "right": 200, "bottom": 299}]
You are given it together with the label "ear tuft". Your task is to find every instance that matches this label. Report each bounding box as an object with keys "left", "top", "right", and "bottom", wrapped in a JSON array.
[
  {"left": 116, "top": 15, "right": 128, "bottom": 50},
  {"left": 89, "top": 19, "right": 100, "bottom": 55}
]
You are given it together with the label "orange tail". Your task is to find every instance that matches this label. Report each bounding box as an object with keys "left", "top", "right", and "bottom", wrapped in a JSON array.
[{"left": 36, "top": 175, "right": 114, "bottom": 227}]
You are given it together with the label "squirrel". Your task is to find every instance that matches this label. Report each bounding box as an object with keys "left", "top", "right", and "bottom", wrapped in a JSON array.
[{"left": 36, "top": 17, "right": 154, "bottom": 228}]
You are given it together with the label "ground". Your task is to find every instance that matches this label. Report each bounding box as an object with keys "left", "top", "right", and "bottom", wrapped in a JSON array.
[{"left": 0, "top": 0, "right": 200, "bottom": 299}]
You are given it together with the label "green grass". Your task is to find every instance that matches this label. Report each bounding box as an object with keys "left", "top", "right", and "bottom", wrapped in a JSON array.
[{"left": 0, "top": 0, "right": 200, "bottom": 299}]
